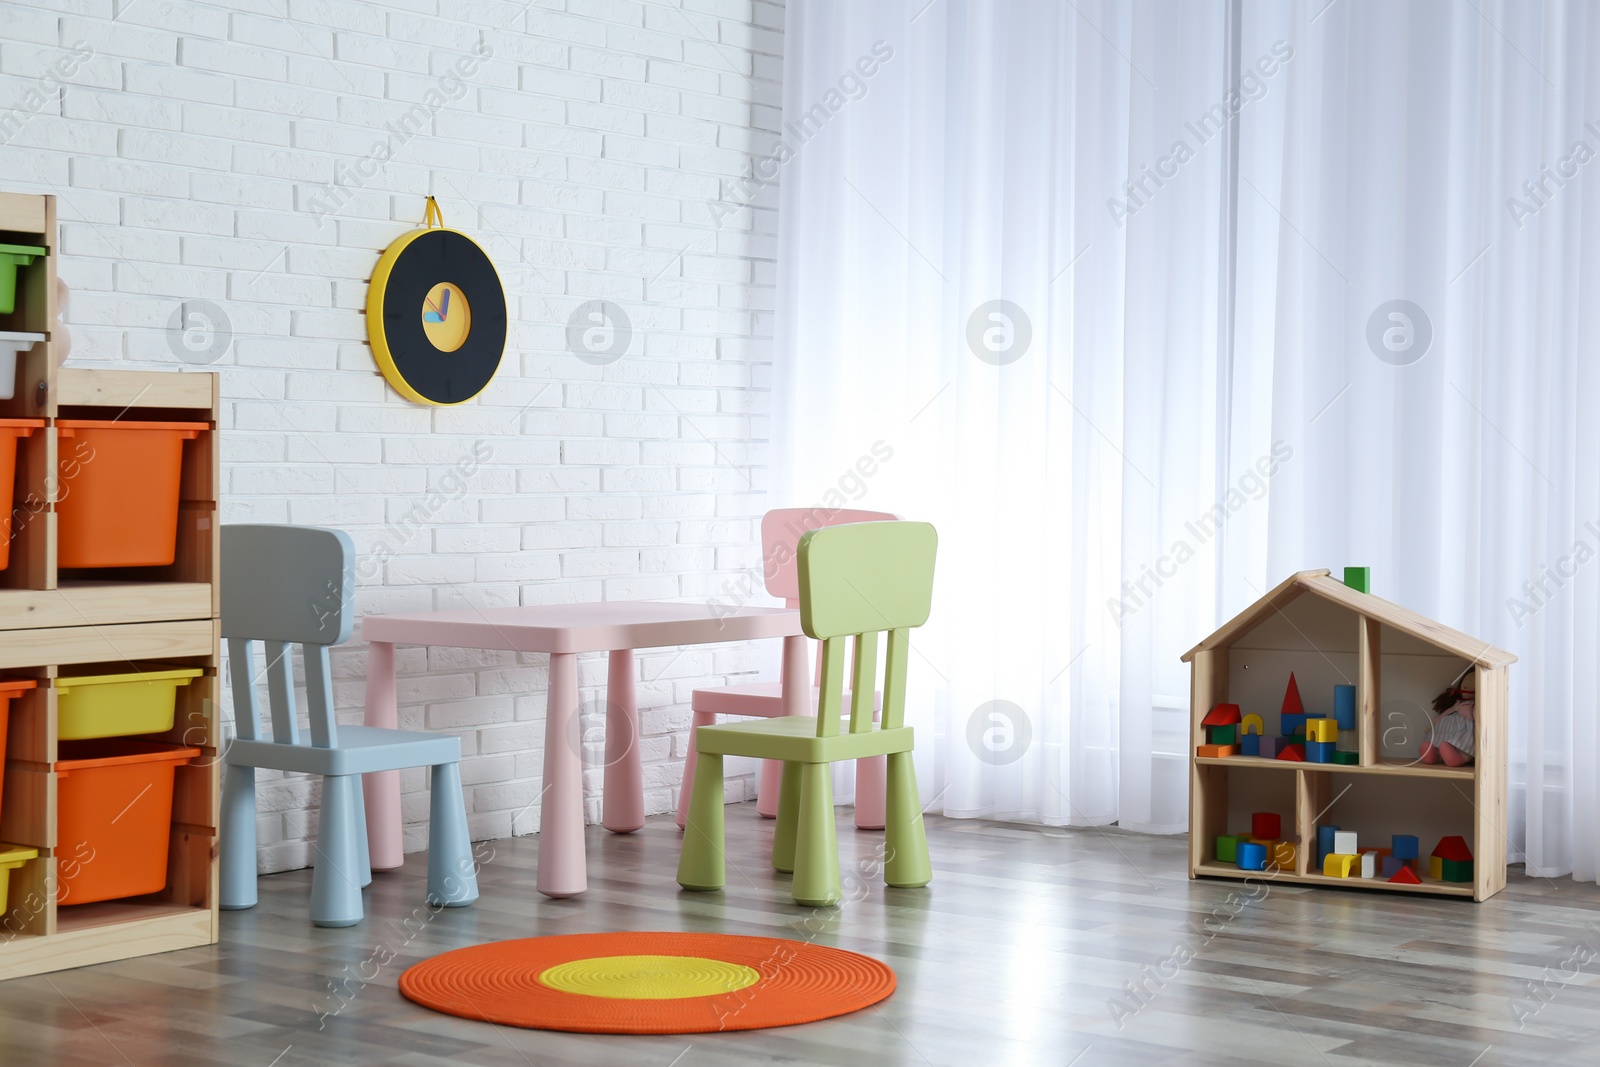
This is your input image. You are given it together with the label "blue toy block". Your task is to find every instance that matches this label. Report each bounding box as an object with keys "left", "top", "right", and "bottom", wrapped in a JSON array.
[
  {"left": 1381, "top": 855, "right": 1409, "bottom": 878},
  {"left": 1317, "top": 825, "right": 1341, "bottom": 866},
  {"left": 1236, "top": 841, "right": 1268, "bottom": 871},
  {"left": 1260, "top": 736, "right": 1287, "bottom": 759},
  {"left": 1392, "top": 834, "right": 1419, "bottom": 861},
  {"left": 1241, "top": 733, "right": 1261, "bottom": 757},
  {"left": 1281, "top": 713, "right": 1306, "bottom": 737},
  {"left": 1307, "top": 740, "right": 1334, "bottom": 763},
  {"left": 1334, "top": 684, "right": 1357, "bottom": 730}
]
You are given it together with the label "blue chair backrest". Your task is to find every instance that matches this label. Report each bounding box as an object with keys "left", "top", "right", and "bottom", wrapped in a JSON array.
[{"left": 221, "top": 525, "right": 355, "bottom": 748}]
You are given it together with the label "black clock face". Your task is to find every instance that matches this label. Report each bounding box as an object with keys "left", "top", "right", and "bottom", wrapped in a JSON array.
[{"left": 370, "top": 228, "right": 507, "bottom": 405}]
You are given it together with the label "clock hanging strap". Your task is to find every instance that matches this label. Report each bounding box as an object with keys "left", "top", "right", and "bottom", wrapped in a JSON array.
[{"left": 423, "top": 196, "right": 444, "bottom": 229}]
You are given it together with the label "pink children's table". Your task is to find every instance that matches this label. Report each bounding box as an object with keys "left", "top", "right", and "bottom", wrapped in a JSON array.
[{"left": 360, "top": 602, "right": 807, "bottom": 897}]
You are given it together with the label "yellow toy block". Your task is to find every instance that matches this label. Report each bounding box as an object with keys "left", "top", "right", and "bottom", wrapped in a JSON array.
[
  {"left": 1322, "top": 853, "right": 1358, "bottom": 878},
  {"left": 1270, "top": 841, "right": 1296, "bottom": 870},
  {"left": 1429, "top": 856, "right": 1443, "bottom": 880},
  {"left": 1306, "top": 718, "right": 1338, "bottom": 743},
  {"left": 1241, "top": 713, "right": 1265, "bottom": 736}
]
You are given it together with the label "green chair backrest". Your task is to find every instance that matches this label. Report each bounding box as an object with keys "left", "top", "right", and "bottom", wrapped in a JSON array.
[{"left": 795, "top": 521, "right": 937, "bottom": 738}]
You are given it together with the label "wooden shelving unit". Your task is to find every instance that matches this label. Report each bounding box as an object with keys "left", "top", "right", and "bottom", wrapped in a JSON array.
[
  {"left": 1184, "top": 569, "right": 1515, "bottom": 902},
  {"left": 0, "top": 191, "right": 219, "bottom": 979}
]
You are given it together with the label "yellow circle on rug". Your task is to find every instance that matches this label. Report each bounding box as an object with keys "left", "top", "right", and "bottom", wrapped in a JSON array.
[{"left": 538, "top": 955, "right": 760, "bottom": 1000}]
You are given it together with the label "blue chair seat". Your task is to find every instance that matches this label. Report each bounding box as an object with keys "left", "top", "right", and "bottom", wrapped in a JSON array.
[{"left": 228, "top": 727, "right": 461, "bottom": 777}]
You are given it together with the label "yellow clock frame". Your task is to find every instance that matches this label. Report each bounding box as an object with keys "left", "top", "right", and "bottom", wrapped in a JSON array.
[{"left": 367, "top": 205, "right": 507, "bottom": 406}]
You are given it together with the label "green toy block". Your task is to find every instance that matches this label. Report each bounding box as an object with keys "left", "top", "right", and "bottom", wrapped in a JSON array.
[
  {"left": 1331, "top": 751, "right": 1359, "bottom": 765},
  {"left": 1210, "top": 724, "right": 1237, "bottom": 746},
  {"left": 1215, "top": 835, "right": 1240, "bottom": 864},
  {"left": 1343, "top": 566, "right": 1371, "bottom": 593},
  {"left": 1440, "top": 858, "right": 1473, "bottom": 883}
]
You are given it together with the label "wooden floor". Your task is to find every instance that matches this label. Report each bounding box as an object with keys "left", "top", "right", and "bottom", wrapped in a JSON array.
[{"left": 2, "top": 804, "right": 1598, "bottom": 1066}]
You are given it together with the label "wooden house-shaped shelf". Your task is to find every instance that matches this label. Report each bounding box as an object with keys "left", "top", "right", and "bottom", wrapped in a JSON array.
[{"left": 1184, "top": 569, "right": 1514, "bottom": 901}]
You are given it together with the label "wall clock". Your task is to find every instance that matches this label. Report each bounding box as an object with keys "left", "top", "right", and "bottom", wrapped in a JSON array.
[{"left": 367, "top": 198, "right": 507, "bottom": 406}]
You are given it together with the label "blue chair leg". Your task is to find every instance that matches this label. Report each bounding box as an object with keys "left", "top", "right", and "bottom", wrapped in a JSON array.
[
  {"left": 353, "top": 773, "right": 372, "bottom": 889},
  {"left": 310, "top": 775, "right": 364, "bottom": 927},
  {"left": 426, "top": 763, "right": 478, "bottom": 908},
  {"left": 219, "top": 763, "right": 258, "bottom": 910}
]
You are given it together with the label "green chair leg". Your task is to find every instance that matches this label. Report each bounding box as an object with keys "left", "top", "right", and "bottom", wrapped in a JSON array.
[
  {"left": 772, "top": 760, "right": 802, "bottom": 872},
  {"left": 677, "top": 752, "right": 726, "bottom": 891},
  {"left": 883, "top": 751, "right": 931, "bottom": 888},
  {"left": 792, "top": 762, "right": 842, "bottom": 906}
]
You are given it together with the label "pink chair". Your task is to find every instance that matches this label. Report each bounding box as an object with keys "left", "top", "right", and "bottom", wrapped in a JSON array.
[{"left": 677, "top": 508, "right": 896, "bottom": 831}]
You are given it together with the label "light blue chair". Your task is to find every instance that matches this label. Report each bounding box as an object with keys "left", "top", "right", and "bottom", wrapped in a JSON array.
[{"left": 219, "top": 524, "right": 477, "bottom": 927}]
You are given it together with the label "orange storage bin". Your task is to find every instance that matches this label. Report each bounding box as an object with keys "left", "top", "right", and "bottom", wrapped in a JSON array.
[
  {"left": 55, "top": 420, "right": 206, "bottom": 568},
  {"left": 0, "top": 419, "right": 43, "bottom": 571},
  {"left": 56, "top": 740, "right": 200, "bottom": 905},
  {"left": 0, "top": 679, "right": 38, "bottom": 819}
]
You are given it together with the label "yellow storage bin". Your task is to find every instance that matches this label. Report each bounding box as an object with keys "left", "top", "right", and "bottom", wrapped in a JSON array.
[
  {"left": 0, "top": 844, "right": 37, "bottom": 912},
  {"left": 56, "top": 668, "right": 204, "bottom": 741}
]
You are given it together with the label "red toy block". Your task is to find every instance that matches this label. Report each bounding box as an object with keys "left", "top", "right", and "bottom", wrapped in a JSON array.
[
  {"left": 1281, "top": 672, "right": 1305, "bottom": 718},
  {"left": 1431, "top": 835, "right": 1473, "bottom": 862},
  {"left": 1202, "top": 703, "right": 1242, "bottom": 726},
  {"left": 1275, "top": 743, "right": 1305, "bottom": 762},
  {"left": 1388, "top": 865, "right": 1422, "bottom": 885},
  {"left": 1252, "top": 812, "right": 1281, "bottom": 839}
]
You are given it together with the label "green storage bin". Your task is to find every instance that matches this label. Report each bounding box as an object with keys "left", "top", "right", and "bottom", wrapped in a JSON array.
[
  {"left": 0, "top": 244, "right": 46, "bottom": 317},
  {"left": 56, "top": 668, "right": 204, "bottom": 741}
]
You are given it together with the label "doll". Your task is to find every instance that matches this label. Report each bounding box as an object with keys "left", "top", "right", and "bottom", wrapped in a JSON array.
[{"left": 1419, "top": 673, "right": 1474, "bottom": 767}]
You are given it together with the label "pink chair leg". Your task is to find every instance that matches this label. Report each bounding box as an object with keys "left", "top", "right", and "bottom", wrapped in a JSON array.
[
  {"left": 538, "top": 652, "right": 587, "bottom": 898},
  {"left": 756, "top": 759, "right": 784, "bottom": 818},
  {"left": 603, "top": 650, "right": 644, "bottom": 833},
  {"left": 676, "top": 709, "right": 716, "bottom": 829},
  {"left": 854, "top": 755, "right": 887, "bottom": 829},
  {"left": 361, "top": 640, "right": 404, "bottom": 871},
  {"left": 758, "top": 634, "right": 810, "bottom": 820}
]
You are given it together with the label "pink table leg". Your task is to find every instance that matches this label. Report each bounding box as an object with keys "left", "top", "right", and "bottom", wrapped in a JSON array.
[
  {"left": 676, "top": 708, "right": 717, "bottom": 829},
  {"left": 362, "top": 640, "right": 404, "bottom": 871},
  {"left": 539, "top": 652, "right": 587, "bottom": 897},
  {"left": 603, "top": 650, "right": 644, "bottom": 833},
  {"left": 758, "top": 635, "right": 811, "bottom": 818}
]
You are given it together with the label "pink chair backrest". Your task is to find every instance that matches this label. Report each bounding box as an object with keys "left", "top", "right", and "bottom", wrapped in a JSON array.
[{"left": 761, "top": 507, "right": 897, "bottom": 603}]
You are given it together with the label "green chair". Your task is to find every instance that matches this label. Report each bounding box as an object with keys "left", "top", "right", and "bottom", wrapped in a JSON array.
[{"left": 677, "top": 520, "right": 936, "bottom": 906}]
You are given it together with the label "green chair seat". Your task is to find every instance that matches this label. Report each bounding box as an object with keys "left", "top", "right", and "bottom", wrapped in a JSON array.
[{"left": 694, "top": 716, "right": 915, "bottom": 762}]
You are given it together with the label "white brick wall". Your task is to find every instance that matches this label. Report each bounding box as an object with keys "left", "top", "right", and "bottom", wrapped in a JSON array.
[{"left": 0, "top": 0, "right": 784, "bottom": 872}]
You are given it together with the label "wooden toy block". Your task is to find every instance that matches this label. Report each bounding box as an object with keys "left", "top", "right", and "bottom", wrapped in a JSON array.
[
  {"left": 1333, "top": 684, "right": 1357, "bottom": 729},
  {"left": 1360, "top": 852, "right": 1377, "bottom": 878},
  {"left": 1281, "top": 672, "right": 1305, "bottom": 717},
  {"left": 1197, "top": 743, "right": 1235, "bottom": 758},
  {"left": 1343, "top": 566, "right": 1370, "bottom": 593},
  {"left": 1316, "top": 825, "right": 1340, "bottom": 866},
  {"left": 1306, "top": 718, "right": 1338, "bottom": 743},
  {"left": 1281, "top": 713, "right": 1307, "bottom": 738},
  {"left": 1275, "top": 743, "right": 1305, "bottom": 762},
  {"left": 1270, "top": 841, "right": 1296, "bottom": 870},
  {"left": 1261, "top": 736, "right": 1288, "bottom": 759},
  {"left": 1202, "top": 704, "right": 1241, "bottom": 749},
  {"left": 1236, "top": 841, "right": 1268, "bottom": 871},
  {"left": 1333, "top": 830, "right": 1357, "bottom": 855},
  {"left": 1441, "top": 858, "right": 1474, "bottom": 883},
  {"left": 1241, "top": 713, "right": 1265, "bottom": 736},
  {"left": 1381, "top": 855, "right": 1410, "bottom": 879},
  {"left": 1391, "top": 835, "right": 1419, "bottom": 860},
  {"left": 1252, "top": 812, "right": 1281, "bottom": 840},
  {"left": 1215, "top": 835, "right": 1240, "bottom": 864},
  {"left": 1306, "top": 740, "right": 1334, "bottom": 763},
  {"left": 1322, "top": 853, "right": 1358, "bottom": 877},
  {"left": 1210, "top": 724, "right": 1237, "bottom": 746},
  {"left": 1428, "top": 856, "right": 1443, "bottom": 880},
  {"left": 1389, "top": 865, "right": 1422, "bottom": 885},
  {"left": 1331, "top": 751, "right": 1359, "bottom": 765},
  {"left": 1240, "top": 734, "right": 1261, "bottom": 757}
]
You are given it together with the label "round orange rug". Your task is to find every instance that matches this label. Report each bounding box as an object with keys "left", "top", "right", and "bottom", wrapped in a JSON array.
[{"left": 398, "top": 931, "right": 895, "bottom": 1034}]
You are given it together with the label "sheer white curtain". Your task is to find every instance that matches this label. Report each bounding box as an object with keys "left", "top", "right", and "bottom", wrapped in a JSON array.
[
  {"left": 1233, "top": 0, "right": 1600, "bottom": 878},
  {"left": 772, "top": 0, "right": 1231, "bottom": 831}
]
